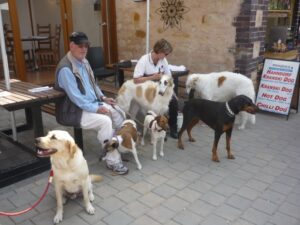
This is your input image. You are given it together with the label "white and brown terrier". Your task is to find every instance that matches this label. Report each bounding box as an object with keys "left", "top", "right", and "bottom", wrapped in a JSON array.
[
  {"left": 104, "top": 119, "right": 142, "bottom": 170},
  {"left": 141, "top": 111, "right": 169, "bottom": 161}
]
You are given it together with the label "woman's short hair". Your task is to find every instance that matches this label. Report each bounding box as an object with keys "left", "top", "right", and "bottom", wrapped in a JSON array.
[{"left": 153, "top": 39, "right": 173, "bottom": 55}]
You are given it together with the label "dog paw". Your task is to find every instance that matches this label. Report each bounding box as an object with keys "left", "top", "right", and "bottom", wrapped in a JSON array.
[
  {"left": 86, "top": 203, "right": 95, "bottom": 215},
  {"left": 177, "top": 143, "right": 184, "bottom": 150},
  {"left": 89, "top": 193, "right": 95, "bottom": 202},
  {"left": 160, "top": 152, "right": 164, "bottom": 157},
  {"left": 189, "top": 138, "right": 196, "bottom": 142},
  {"left": 212, "top": 157, "right": 220, "bottom": 162},
  {"left": 137, "top": 164, "right": 142, "bottom": 170},
  {"left": 228, "top": 155, "right": 235, "bottom": 159},
  {"left": 53, "top": 211, "right": 63, "bottom": 224},
  {"left": 141, "top": 140, "right": 145, "bottom": 146},
  {"left": 238, "top": 125, "right": 245, "bottom": 130},
  {"left": 152, "top": 155, "right": 157, "bottom": 160}
]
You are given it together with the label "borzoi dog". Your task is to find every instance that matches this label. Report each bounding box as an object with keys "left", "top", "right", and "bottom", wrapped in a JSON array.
[
  {"left": 117, "top": 75, "right": 174, "bottom": 116},
  {"left": 186, "top": 72, "right": 256, "bottom": 129}
]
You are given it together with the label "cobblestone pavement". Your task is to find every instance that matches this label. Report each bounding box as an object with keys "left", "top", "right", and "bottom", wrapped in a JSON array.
[{"left": 0, "top": 109, "right": 300, "bottom": 225}]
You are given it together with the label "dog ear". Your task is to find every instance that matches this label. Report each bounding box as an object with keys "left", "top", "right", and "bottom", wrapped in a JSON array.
[
  {"left": 68, "top": 141, "right": 78, "bottom": 158},
  {"left": 112, "top": 140, "right": 119, "bottom": 149},
  {"left": 191, "top": 77, "right": 198, "bottom": 86},
  {"left": 168, "top": 78, "right": 174, "bottom": 87}
]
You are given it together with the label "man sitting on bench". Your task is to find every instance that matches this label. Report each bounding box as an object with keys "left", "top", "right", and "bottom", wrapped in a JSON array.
[{"left": 54, "top": 31, "right": 128, "bottom": 175}]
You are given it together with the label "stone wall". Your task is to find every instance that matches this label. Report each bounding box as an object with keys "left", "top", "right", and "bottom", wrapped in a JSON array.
[{"left": 116, "top": 0, "right": 243, "bottom": 74}]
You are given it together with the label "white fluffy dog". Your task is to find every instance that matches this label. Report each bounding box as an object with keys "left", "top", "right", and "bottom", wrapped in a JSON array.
[
  {"left": 186, "top": 72, "right": 256, "bottom": 129},
  {"left": 117, "top": 75, "right": 174, "bottom": 115}
]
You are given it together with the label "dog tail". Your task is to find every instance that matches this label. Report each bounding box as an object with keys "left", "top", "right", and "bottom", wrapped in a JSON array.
[{"left": 90, "top": 174, "right": 103, "bottom": 183}]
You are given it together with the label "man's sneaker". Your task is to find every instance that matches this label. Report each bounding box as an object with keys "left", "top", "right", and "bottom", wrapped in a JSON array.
[{"left": 107, "top": 162, "right": 129, "bottom": 175}]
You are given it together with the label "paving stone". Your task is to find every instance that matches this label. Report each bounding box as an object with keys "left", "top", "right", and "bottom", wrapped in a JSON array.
[
  {"left": 138, "top": 192, "right": 164, "bottom": 208},
  {"left": 237, "top": 186, "right": 260, "bottom": 200},
  {"left": 212, "top": 183, "right": 237, "bottom": 197},
  {"left": 130, "top": 215, "right": 161, "bottom": 225},
  {"left": 176, "top": 187, "right": 202, "bottom": 203},
  {"left": 278, "top": 202, "right": 300, "bottom": 219},
  {"left": 269, "top": 212, "right": 300, "bottom": 225},
  {"left": 178, "top": 170, "right": 201, "bottom": 182},
  {"left": 8, "top": 191, "right": 38, "bottom": 208},
  {"left": 131, "top": 181, "right": 154, "bottom": 194},
  {"left": 214, "top": 204, "right": 242, "bottom": 221},
  {"left": 120, "top": 201, "right": 149, "bottom": 219},
  {"left": 241, "top": 207, "right": 270, "bottom": 225},
  {"left": 246, "top": 179, "right": 269, "bottom": 192},
  {"left": 173, "top": 210, "right": 203, "bottom": 225},
  {"left": 115, "top": 189, "right": 141, "bottom": 203},
  {"left": 147, "top": 205, "right": 176, "bottom": 224},
  {"left": 260, "top": 189, "right": 286, "bottom": 204},
  {"left": 251, "top": 198, "right": 277, "bottom": 215},
  {"left": 93, "top": 184, "right": 119, "bottom": 199},
  {"left": 165, "top": 176, "right": 189, "bottom": 190},
  {"left": 226, "top": 194, "right": 252, "bottom": 211},
  {"left": 57, "top": 215, "right": 91, "bottom": 225},
  {"left": 145, "top": 173, "right": 168, "bottom": 186},
  {"left": 199, "top": 191, "right": 226, "bottom": 206},
  {"left": 78, "top": 205, "right": 108, "bottom": 224},
  {"left": 189, "top": 180, "right": 213, "bottom": 193},
  {"left": 152, "top": 183, "right": 177, "bottom": 198},
  {"left": 31, "top": 210, "right": 56, "bottom": 225},
  {"left": 97, "top": 196, "right": 125, "bottom": 213},
  {"left": 102, "top": 210, "right": 133, "bottom": 225},
  {"left": 269, "top": 182, "right": 293, "bottom": 195},
  {"left": 188, "top": 199, "right": 216, "bottom": 217},
  {"left": 201, "top": 214, "right": 230, "bottom": 225},
  {"left": 201, "top": 173, "right": 223, "bottom": 185},
  {"left": 162, "top": 196, "right": 190, "bottom": 212}
]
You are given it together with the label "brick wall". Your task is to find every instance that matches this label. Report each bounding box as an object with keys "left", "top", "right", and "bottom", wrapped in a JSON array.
[{"left": 234, "top": 0, "right": 268, "bottom": 81}]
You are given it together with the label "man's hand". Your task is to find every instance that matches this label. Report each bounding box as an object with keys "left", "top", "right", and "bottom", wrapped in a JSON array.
[
  {"left": 97, "top": 106, "right": 110, "bottom": 114},
  {"left": 103, "top": 97, "right": 116, "bottom": 105}
]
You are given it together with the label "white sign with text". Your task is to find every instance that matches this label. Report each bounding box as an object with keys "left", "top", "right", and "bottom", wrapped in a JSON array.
[{"left": 256, "top": 59, "right": 299, "bottom": 115}]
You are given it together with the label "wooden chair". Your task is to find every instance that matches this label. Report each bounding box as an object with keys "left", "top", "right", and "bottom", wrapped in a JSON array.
[
  {"left": 36, "top": 24, "right": 61, "bottom": 70},
  {"left": 36, "top": 24, "right": 52, "bottom": 51},
  {"left": 3, "top": 24, "right": 33, "bottom": 73}
]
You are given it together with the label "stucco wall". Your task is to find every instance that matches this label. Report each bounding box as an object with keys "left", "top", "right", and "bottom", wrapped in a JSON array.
[{"left": 116, "top": 0, "right": 243, "bottom": 74}]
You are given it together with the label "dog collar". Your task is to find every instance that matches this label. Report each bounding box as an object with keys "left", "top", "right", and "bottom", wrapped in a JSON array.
[
  {"left": 149, "top": 119, "right": 164, "bottom": 132},
  {"left": 225, "top": 102, "right": 235, "bottom": 117}
]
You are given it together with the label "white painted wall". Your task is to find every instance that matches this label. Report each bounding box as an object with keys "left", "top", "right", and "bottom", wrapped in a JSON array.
[{"left": 71, "top": 0, "right": 102, "bottom": 47}]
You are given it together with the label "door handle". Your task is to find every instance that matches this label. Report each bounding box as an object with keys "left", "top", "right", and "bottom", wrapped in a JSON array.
[{"left": 101, "top": 22, "right": 107, "bottom": 26}]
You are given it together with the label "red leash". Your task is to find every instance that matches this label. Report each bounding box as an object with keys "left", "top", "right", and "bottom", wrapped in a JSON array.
[{"left": 0, "top": 170, "right": 54, "bottom": 216}]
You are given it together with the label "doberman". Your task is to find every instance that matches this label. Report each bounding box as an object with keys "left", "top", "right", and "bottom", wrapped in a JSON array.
[{"left": 177, "top": 95, "right": 257, "bottom": 162}]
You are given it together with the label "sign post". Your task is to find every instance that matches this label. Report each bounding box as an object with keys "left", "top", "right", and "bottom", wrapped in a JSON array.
[{"left": 256, "top": 59, "right": 300, "bottom": 119}]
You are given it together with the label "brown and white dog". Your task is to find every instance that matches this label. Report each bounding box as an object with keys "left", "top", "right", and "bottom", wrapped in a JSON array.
[
  {"left": 117, "top": 75, "right": 174, "bottom": 115},
  {"left": 104, "top": 119, "right": 142, "bottom": 170},
  {"left": 141, "top": 111, "right": 169, "bottom": 161},
  {"left": 36, "top": 130, "right": 102, "bottom": 224}
]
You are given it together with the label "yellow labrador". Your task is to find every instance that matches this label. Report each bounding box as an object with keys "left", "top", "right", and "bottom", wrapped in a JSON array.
[{"left": 36, "top": 130, "right": 102, "bottom": 224}]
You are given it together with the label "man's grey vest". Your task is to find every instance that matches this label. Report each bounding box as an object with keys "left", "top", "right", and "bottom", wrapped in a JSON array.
[{"left": 54, "top": 54, "right": 100, "bottom": 127}]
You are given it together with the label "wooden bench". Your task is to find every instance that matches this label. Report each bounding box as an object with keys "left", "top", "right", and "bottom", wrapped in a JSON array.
[{"left": 41, "top": 103, "right": 84, "bottom": 151}]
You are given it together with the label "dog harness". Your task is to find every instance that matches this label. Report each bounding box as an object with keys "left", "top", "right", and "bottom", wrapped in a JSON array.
[{"left": 225, "top": 102, "right": 235, "bottom": 117}]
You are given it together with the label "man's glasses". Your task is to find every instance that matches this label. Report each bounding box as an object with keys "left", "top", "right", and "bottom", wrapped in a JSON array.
[{"left": 77, "top": 43, "right": 89, "bottom": 49}]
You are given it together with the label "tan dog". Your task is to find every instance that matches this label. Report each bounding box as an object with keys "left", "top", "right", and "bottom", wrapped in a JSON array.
[
  {"left": 141, "top": 111, "right": 169, "bottom": 160},
  {"left": 104, "top": 119, "right": 142, "bottom": 170},
  {"left": 36, "top": 130, "right": 102, "bottom": 224}
]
